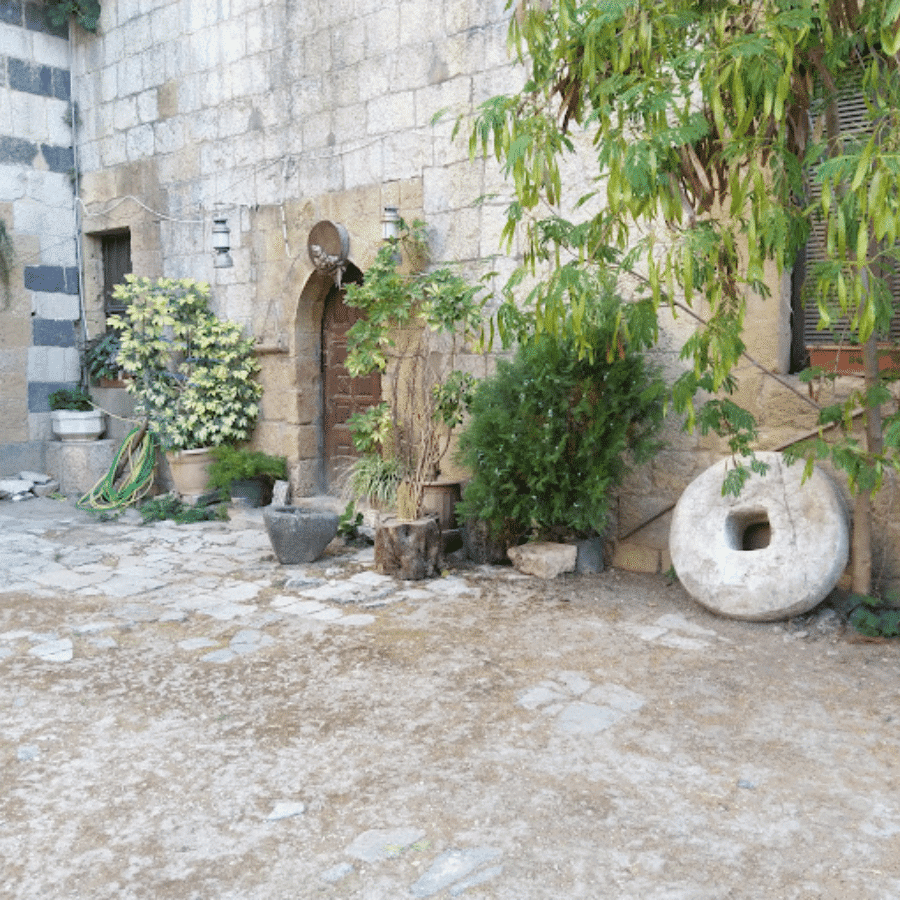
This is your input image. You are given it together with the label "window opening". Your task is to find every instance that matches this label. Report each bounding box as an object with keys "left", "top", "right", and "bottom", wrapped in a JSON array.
[
  {"left": 101, "top": 230, "right": 132, "bottom": 317},
  {"left": 792, "top": 74, "right": 900, "bottom": 372}
]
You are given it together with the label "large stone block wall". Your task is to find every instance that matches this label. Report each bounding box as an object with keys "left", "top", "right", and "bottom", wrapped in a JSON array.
[
  {"left": 70, "top": 0, "right": 516, "bottom": 496},
  {"left": 0, "top": 1, "right": 78, "bottom": 451}
]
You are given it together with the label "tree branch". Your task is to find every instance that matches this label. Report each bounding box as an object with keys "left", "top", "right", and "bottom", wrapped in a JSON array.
[{"left": 625, "top": 266, "right": 822, "bottom": 412}]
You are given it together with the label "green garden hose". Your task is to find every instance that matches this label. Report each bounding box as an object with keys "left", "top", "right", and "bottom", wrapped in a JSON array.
[{"left": 76, "top": 423, "right": 157, "bottom": 512}]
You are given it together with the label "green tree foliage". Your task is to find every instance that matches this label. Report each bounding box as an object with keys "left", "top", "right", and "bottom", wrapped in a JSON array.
[
  {"left": 469, "top": 0, "right": 900, "bottom": 592},
  {"left": 457, "top": 281, "right": 665, "bottom": 542},
  {"left": 343, "top": 220, "right": 484, "bottom": 518}
]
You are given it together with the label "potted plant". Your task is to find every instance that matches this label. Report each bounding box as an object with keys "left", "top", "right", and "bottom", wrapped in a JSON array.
[
  {"left": 342, "top": 220, "right": 483, "bottom": 577},
  {"left": 456, "top": 278, "right": 666, "bottom": 563},
  {"left": 208, "top": 445, "right": 287, "bottom": 507},
  {"left": 343, "top": 402, "right": 403, "bottom": 510},
  {"left": 343, "top": 220, "right": 481, "bottom": 515},
  {"left": 84, "top": 329, "right": 125, "bottom": 386},
  {"left": 48, "top": 386, "right": 106, "bottom": 442},
  {"left": 108, "top": 276, "right": 263, "bottom": 496}
]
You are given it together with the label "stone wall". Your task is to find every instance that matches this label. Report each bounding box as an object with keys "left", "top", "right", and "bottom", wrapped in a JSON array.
[
  {"left": 70, "top": 0, "right": 515, "bottom": 496},
  {"left": 0, "top": 0, "right": 78, "bottom": 455}
]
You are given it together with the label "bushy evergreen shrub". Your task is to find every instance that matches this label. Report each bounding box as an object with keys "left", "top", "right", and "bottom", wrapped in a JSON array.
[{"left": 456, "top": 290, "right": 665, "bottom": 543}]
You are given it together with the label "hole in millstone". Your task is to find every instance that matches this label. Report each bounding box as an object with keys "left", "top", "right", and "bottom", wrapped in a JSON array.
[{"left": 725, "top": 509, "right": 772, "bottom": 551}]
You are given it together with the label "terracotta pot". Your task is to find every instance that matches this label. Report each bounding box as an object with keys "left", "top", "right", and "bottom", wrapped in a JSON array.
[
  {"left": 419, "top": 480, "right": 462, "bottom": 530},
  {"left": 165, "top": 447, "right": 214, "bottom": 496},
  {"left": 51, "top": 409, "right": 106, "bottom": 442}
]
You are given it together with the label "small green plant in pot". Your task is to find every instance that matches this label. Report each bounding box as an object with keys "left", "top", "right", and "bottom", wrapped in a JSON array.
[
  {"left": 48, "top": 386, "right": 106, "bottom": 442},
  {"left": 208, "top": 445, "right": 287, "bottom": 507},
  {"left": 456, "top": 278, "right": 666, "bottom": 550},
  {"left": 49, "top": 386, "right": 94, "bottom": 411},
  {"left": 84, "top": 330, "right": 124, "bottom": 386}
]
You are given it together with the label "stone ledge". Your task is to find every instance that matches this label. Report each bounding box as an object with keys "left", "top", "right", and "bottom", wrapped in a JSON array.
[{"left": 45, "top": 439, "right": 117, "bottom": 496}]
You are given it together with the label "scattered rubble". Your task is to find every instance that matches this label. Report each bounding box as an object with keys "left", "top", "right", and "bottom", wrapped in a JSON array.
[{"left": 0, "top": 472, "right": 58, "bottom": 501}]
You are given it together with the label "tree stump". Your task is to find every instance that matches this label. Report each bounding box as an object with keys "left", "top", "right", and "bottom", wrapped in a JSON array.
[{"left": 375, "top": 516, "right": 442, "bottom": 580}]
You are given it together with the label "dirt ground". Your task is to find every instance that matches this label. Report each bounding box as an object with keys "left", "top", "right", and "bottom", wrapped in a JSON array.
[{"left": 1, "top": 504, "right": 899, "bottom": 899}]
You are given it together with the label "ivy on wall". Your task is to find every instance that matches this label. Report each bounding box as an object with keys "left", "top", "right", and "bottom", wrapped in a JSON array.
[{"left": 46, "top": 1, "right": 100, "bottom": 32}]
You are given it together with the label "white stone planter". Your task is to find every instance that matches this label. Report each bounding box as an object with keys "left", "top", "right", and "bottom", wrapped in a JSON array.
[{"left": 51, "top": 409, "right": 106, "bottom": 442}]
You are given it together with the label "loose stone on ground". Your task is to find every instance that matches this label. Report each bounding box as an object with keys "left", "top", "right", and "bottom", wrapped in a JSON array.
[
  {"left": 346, "top": 827, "right": 428, "bottom": 863},
  {"left": 411, "top": 847, "right": 503, "bottom": 898}
]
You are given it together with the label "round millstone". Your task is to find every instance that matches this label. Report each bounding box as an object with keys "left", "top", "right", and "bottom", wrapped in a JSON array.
[{"left": 669, "top": 452, "right": 849, "bottom": 622}]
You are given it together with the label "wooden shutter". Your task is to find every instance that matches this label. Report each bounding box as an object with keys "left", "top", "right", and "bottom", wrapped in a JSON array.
[
  {"left": 102, "top": 231, "right": 132, "bottom": 317},
  {"left": 802, "top": 81, "right": 900, "bottom": 346}
]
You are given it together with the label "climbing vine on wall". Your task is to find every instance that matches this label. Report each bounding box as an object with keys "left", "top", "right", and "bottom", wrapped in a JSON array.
[{"left": 46, "top": 0, "right": 100, "bottom": 32}]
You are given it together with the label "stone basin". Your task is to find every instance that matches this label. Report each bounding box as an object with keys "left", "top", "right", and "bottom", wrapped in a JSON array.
[{"left": 263, "top": 505, "right": 340, "bottom": 564}]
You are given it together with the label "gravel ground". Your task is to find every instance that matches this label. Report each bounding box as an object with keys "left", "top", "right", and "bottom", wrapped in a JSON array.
[{"left": 1, "top": 500, "right": 898, "bottom": 899}]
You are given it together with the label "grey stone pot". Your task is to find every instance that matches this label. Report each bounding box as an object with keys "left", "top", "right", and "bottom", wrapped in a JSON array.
[
  {"left": 575, "top": 536, "right": 606, "bottom": 573},
  {"left": 230, "top": 477, "right": 270, "bottom": 508},
  {"left": 263, "top": 505, "right": 339, "bottom": 564}
]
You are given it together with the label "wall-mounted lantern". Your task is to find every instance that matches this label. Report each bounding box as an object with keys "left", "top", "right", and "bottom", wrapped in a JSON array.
[
  {"left": 212, "top": 218, "right": 233, "bottom": 268},
  {"left": 381, "top": 206, "right": 400, "bottom": 242}
]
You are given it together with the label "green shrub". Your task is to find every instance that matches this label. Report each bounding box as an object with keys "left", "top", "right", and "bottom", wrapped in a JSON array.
[
  {"left": 456, "top": 291, "right": 665, "bottom": 543},
  {"left": 48, "top": 386, "right": 93, "bottom": 411},
  {"left": 337, "top": 501, "right": 364, "bottom": 539},
  {"left": 207, "top": 446, "right": 287, "bottom": 491},
  {"left": 848, "top": 594, "right": 900, "bottom": 638},
  {"left": 47, "top": 1, "right": 101, "bottom": 32},
  {"left": 139, "top": 494, "right": 228, "bottom": 525},
  {"left": 109, "top": 277, "right": 262, "bottom": 451}
]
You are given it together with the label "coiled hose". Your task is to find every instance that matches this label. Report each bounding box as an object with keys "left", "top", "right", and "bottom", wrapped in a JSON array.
[{"left": 76, "top": 422, "right": 156, "bottom": 512}]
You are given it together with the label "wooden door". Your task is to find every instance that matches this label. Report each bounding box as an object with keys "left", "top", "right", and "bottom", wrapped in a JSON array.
[{"left": 322, "top": 289, "right": 381, "bottom": 488}]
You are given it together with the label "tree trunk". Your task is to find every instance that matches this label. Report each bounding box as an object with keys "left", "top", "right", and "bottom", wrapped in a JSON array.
[
  {"left": 374, "top": 515, "right": 442, "bottom": 580},
  {"left": 851, "top": 490, "right": 872, "bottom": 596},
  {"left": 851, "top": 331, "right": 882, "bottom": 596}
]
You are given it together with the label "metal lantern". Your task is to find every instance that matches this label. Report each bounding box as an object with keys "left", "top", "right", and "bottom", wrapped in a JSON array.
[
  {"left": 212, "top": 218, "right": 233, "bottom": 268},
  {"left": 381, "top": 206, "right": 400, "bottom": 242}
]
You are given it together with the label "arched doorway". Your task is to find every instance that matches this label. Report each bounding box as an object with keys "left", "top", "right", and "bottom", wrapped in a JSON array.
[{"left": 321, "top": 279, "right": 381, "bottom": 489}]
